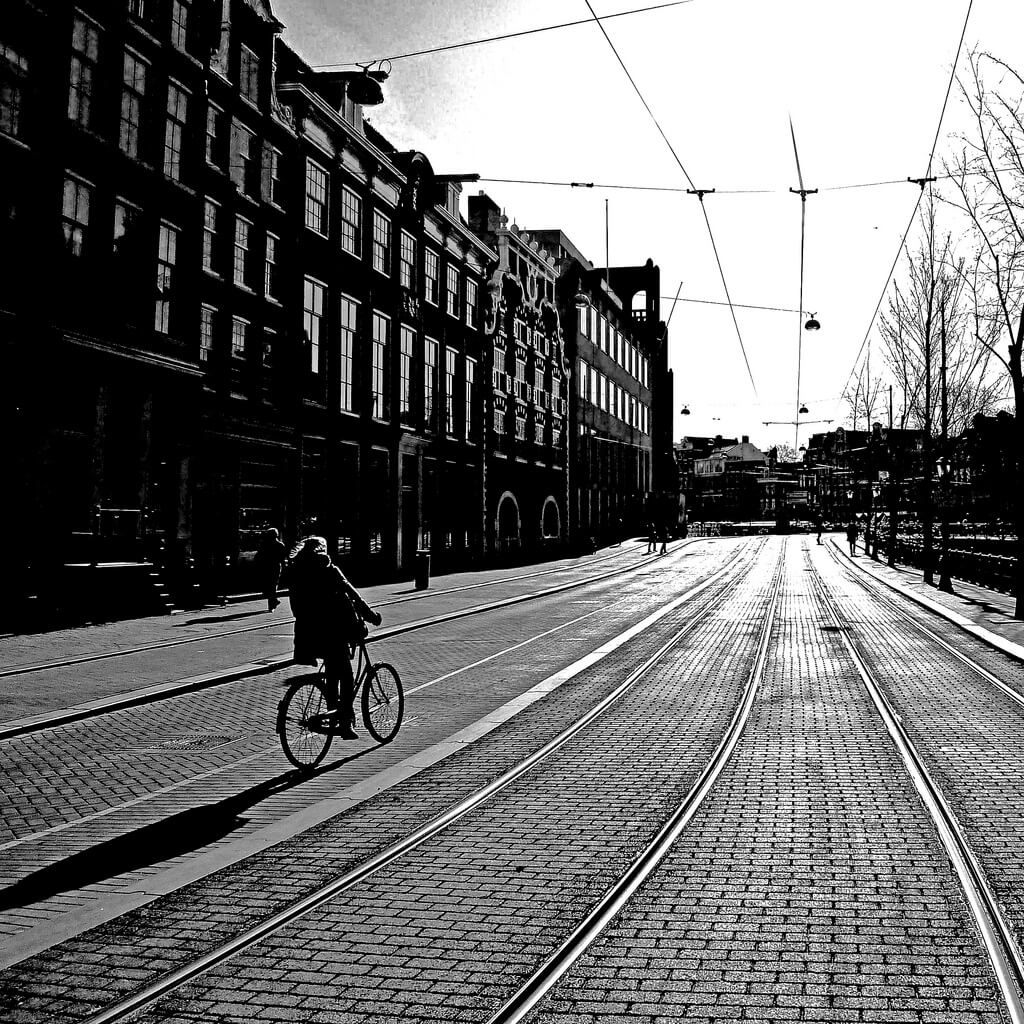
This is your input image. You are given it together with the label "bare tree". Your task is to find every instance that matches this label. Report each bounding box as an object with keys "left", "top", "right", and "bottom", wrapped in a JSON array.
[
  {"left": 943, "top": 49, "right": 1024, "bottom": 616},
  {"left": 845, "top": 350, "right": 885, "bottom": 432}
]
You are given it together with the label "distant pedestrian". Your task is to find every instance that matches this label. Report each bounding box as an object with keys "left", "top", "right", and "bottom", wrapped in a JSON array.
[
  {"left": 813, "top": 512, "right": 823, "bottom": 545},
  {"left": 646, "top": 521, "right": 657, "bottom": 555},
  {"left": 256, "top": 528, "right": 289, "bottom": 611},
  {"left": 845, "top": 520, "right": 858, "bottom": 557},
  {"left": 659, "top": 524, "right": 668, "bottom": 556}
]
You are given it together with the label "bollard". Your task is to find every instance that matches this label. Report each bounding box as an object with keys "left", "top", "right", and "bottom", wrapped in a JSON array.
[{"left": 414, "top": 549, "right": 430, "bottom": 591}]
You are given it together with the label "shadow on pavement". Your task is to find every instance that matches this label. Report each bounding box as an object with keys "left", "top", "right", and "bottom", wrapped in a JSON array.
[
  {"left": 0, "top": 747, "right": 376, "bottom": 912},
  {"left": 179, "top": 610, "right": 270, "bottom": 625}
]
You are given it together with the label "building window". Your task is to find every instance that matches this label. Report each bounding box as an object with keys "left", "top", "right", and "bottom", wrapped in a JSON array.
[
  {"left": 268, "top": 147, "right": 283, "bottom": 206},
  {"left": 400, "top": 325, "right": 415, "bottom": 424},
  {"left": 113, "top": 199, "right": 140, "bottom": 262},
  {"left": 170, "top": 0, "right": 190, "bottom": 51},
  {"left": 465, "top": 278, "right": 479, "bottom": 328},
  {"left": 68, "top": 15, "right": 100, "bottom": 128},
  {"left": 231, "top": 316, "right": 248, "bottom": 360},
  {"left": 202, "top": 200, "right": 219, "bottom": 272},
  {"left": 155, "top": 223, "right": 178, "bottom": 334},
  {"left": 262, "top": 328, "right": 274, "bottom": 368},
  {"left": 303, "top": 277, "right": 325, "bottom": 375},
  {"left": 233, "top": 216, "right": 251, "bottom": 287},
  {"left": 0, "top": 41, "right": 29, "bottom": 139},
  {"left": 337, "top": 186, "right": 361, "bottom": 255},
  {"left": 446, "top": 265, "right": 459, "bottom": 318},
  {"left": 232, "top": 123, "right": 255, "bottom": 195},
  {"left": 305, "top": 159, "right": 328, "bottom": 235},
  {"left": 264, "top": 232, "right": 278, "bottom": 298},
  {"left": 239, "top": 45, "right": 260, "bottom": 105},
  {"left": 371, "top": 312, "right": 390, "bottom": 420},
  {"left": 339, "top": 296, "right": 357, "bottom": 412},
  {"left": 494, "top": 409, "right": 505, "bottom": 435},
  {"left": 62, "top": 176, "right": 91, "bottom": 257},
  {"left": 534, "top": 421, "right": 545, "bottom": 445},
  {"left": 445, "top": 347, "right": 457, "bottom": 435},
  {"left": 127, "top": 0, "right": 152, "bottom": 21},
  {"left": 200, "top": 304, "right": 215, "bottom": 362},
  {"left": 424, "top": 337, "right": 438, "bottom": 429},
  {"left": 515, "top": 413, "right": 526, "bottom": 441},
  {"left": 465, "top": 358, "right": 476, "bottom": 440},
  {"left": 205, "top": 103, "right": 224, "bottom": 166},
  {"left": 372, "top": 210, "right": 392, "bottom": 275},
  {"left": 163, "top": 82, "right": 188, "bottom": 181},
  {"left": 119, "top": 51, "right": 148, "bottom": 159},
  {"left": 399, "top": 230, "right": 415, "bottom": 289},
  {"left": 424, "top": 249, "right": 439, "bottom": 305}
]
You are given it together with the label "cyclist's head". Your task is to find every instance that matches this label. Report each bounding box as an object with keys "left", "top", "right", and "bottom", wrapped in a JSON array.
[{"left": 295, "top": 535, "right": 330, "bottom": 565}]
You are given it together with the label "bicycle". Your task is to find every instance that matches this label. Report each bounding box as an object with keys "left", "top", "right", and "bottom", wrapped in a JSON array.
[{"left": 277, "top": 635, "right": 404, "bottom": 770}]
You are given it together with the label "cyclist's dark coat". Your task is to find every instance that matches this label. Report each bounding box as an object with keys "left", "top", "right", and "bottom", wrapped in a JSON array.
[{"left": 288, "top": 554, "right": 374, "bottom": 664}]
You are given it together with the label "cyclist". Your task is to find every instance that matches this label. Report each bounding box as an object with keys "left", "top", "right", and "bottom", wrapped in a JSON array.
[{"left": 287, "top": 536, "right": 382, "bottom": 739}]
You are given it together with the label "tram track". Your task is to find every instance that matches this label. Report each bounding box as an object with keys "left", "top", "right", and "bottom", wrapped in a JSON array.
[
  {"left": 805, "top": 543, "right": 1024, "bottom": 1022},
  {"left": 0, "top": 543, "right": 691, "bottom": 743},
  {"left": 28, "top": 538, "right": 778, "bottom": 1024}
]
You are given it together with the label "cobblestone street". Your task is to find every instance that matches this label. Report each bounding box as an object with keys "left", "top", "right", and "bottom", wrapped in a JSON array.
[{"left": 2, "top": 536, "right": 1024, "bottom": 1023}]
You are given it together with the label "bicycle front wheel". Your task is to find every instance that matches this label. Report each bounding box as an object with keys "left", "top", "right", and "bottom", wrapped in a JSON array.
[
  {"left": 361, "top": 662, "right": 404, "bottom": 744},
  {"left": 279, "top": 677, "right": 334, "bottom": 769}
]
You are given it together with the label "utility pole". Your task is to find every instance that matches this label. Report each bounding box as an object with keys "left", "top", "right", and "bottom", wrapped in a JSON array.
[{"left": 938, "top": 295, "right": 953, "bottom": 592}]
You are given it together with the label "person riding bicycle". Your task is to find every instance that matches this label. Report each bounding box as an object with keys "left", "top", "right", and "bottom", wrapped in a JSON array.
[{"left": 287, "top": 536, "right": 381, "bottom": 740}]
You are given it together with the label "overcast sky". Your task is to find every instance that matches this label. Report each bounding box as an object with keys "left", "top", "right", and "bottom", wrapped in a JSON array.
[{"left": 270, "top": 0, "right": 1022, "bottom": 451}]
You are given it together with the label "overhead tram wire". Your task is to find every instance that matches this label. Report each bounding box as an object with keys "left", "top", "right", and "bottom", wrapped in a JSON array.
[
  {"left": 836, "top": 0, "right": 974, "bottom": 406},
  {"left": 578, "top": 0, "right": 758, "bottom": 397},
  {"left": 310, "top": 1, "right": 694, "bottom": 68}
]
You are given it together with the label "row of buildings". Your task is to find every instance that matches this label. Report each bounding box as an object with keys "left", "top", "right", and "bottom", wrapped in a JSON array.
[{"left": 2, "top": 0, "right": 674, "bottom": 619}]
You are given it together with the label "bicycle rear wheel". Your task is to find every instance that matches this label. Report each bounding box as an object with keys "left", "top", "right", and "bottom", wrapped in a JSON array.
[
  {"left": 361, "top": 662, "right": 404, "bottom": 744},
  {"left": 279, "top": 677, "right": 334, "bottom": 769}
]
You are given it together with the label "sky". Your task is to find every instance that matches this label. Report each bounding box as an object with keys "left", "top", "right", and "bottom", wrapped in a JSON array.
[{"left": 270, "top": 0, "right": 1024, "bottom": 451}]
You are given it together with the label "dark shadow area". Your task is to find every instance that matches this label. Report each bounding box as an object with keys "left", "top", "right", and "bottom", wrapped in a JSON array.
[
  {"left": 0, "top": 747, "right": 377, "bottom": 911},
  {"left": 180, "top": 609, "right": 269, "bottom": 626}
]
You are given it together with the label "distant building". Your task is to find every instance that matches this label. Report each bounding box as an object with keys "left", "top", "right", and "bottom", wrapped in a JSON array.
[{"left": 690, "top": 436, "right": 766, "bottom": 522}]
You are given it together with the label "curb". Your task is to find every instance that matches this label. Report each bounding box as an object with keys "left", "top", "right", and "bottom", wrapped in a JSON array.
[{"left": 828, "top": 537, "right": 1024, "bottom": 663}]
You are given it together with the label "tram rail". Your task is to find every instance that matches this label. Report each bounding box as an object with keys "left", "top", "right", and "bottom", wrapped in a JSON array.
[
  {"left": 65, "top": 538, "right": 775, "bottom": 1024},
  {"left": 806, "top": 544, "right": 1024, "bottom": 1022}
]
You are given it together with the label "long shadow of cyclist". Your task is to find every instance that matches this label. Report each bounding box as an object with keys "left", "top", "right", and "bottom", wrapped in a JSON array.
[{"left": 0, "top": 750, "right": 375, "bottom": 912}]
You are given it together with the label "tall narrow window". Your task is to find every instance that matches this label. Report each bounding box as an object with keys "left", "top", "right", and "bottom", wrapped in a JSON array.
[
  {"left": 305, "top": 160, "right": 328, "bottom": 235},
  {"left": 62, "top": 176, "right": 91, "bottom": 257},
  {"left": 264, "top": 232, "right": 278, "bottom": 298},
  {"left": 68, "top": 15, "right": 100, "bottom": 128},
  {"left": 371, "top": 312, "right": 390, "bottom": 420},
  {"left": 465, "top": 278, "right": 479, "bottom": 328},
  {"left": 232, "top": 124, "right": 255, "bottom": 195},
  {"left": 445, "top": 347, "right": 457, "bottom": 435},
  {"left": 233, "top": 215, "right": 251, "bottom": 287},
  {"left": 239, "top": 45, "right": 260, "bottom": 105},
  {"left": 340, "top": 186, "right": 361, "bottom": 254},
  {"left": 202, "top": 199, "right": 219, "bottom": 272},
  {"left": 205, "top": 103, "right": 224, "bottom": 166},
  {"left": 339, "top": 296, "right": 358, "bottom": 412},
  {"left": 400, "top": 325, "right": 415, "bottom": 424},
  {"left": 113, "top": 200, "right": 141, "bottom": 262},
  {"left": 163, "top": 83, "right": 188, "bottom": 181},
  {"left": 303, "top": 277, "right": 325, "bottom": 375},
  {"left": 424, "top": 337, "right": 438, "bottom": 429},
  {"left": 269, "top": 147, "right": 283, "bottom": 205},
  {"left": 231, "top": 316, "right": 248, "bottom": 359},
  {"left": 0, "top": 41, "right": 29, "bottom": 139},
  {"left": 155, "top": 223, "right": 178, "bottom": 334},
  {"left": 424, "top": 249, "right": 439, "bottom": 305},
  {"left": 372, "top": 210, "right": 392, "bottom": 275},
  {"left": 119, "top": 51, "right": 148, "bottom": 159},
  {"left": 170, "top": 0, "right": 190, "bottom": 51},
  {"left": 399, "top": 230, "right": 415, "bottom": 289},
  {"left": 465, "top": 358, "right": 476, "bottom": 440},
  {"left": 200, "top": 304, "right": 215, "bottom": 362},
  {"left": 446, "top": 264, "right": 459, "bottom": 317}
]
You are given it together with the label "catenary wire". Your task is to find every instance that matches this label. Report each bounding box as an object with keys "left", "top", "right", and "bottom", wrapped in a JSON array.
[
  {"left": 311, "top": 1, "right": 694, "bottom": 68},
  {"left": 836, "top": 0, "right": 974, "bottom": 405},
  {"left": 579, "top": 0, "right": 758, "bottom": 397}
]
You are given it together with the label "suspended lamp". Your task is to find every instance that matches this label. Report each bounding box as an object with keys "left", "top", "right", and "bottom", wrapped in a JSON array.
[
  {"left": 799, "top": 404, "right": 809, "bottom": 414},
  {"left": 681, "top": 404, "right": 691, "bottom": 415},
  {"left": 804, "top": 313, "right": 821, "bottom": 331}
]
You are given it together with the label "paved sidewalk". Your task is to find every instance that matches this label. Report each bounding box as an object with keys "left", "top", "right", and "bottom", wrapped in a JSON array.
[{"left": 829, "top": 533, "right": 1024, "bottom": 656}]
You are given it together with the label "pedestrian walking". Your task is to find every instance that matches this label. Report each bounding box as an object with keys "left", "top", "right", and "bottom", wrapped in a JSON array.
[
  {"left": 813, "top": 511, "right": 823, "bottom": 545},
  {"left": 646, "top": 520, "right": 657, "bottom": 555},
  {"left": 845, "top": 520, "right": 858, "bottom": 557},
  {"left": 659, "top": 523, "right": 668, "bottom": 555},
  {"left": 287, "top": 536, "right": 381, "bottom": 740},
  {"left": 256, "top": 527, "right": 288, "bottom": 611}
]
